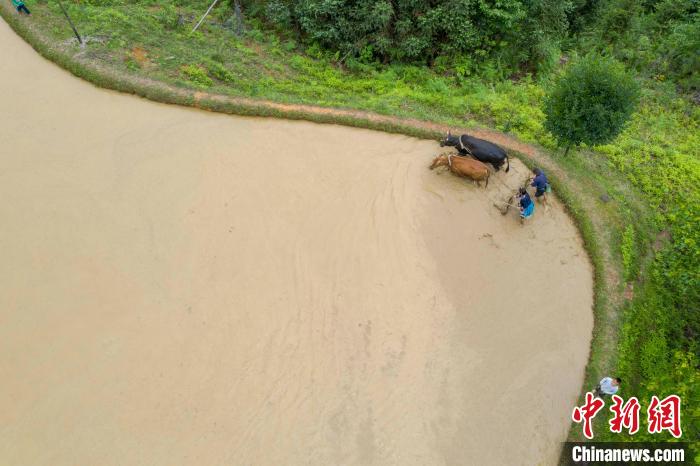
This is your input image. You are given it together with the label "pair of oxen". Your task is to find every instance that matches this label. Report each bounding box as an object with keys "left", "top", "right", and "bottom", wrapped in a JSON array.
[{"left": 430, "top": 132, "right": 510, "bottom": 187}]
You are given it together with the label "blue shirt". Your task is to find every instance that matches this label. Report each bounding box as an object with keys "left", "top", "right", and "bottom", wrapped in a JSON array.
[
  {"left": 599, "top": 377, "right": 619, "bottom": 395},
  {"left": 519, "top": 192, "right": 532, "bottom": 209},
  {"left": 532, "top": 172, "right": 548, "bottom": 191}
]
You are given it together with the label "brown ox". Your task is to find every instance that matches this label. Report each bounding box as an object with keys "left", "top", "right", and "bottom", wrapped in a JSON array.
[{"left": 429, "top": 153, "right": 490, "bottom": 187}]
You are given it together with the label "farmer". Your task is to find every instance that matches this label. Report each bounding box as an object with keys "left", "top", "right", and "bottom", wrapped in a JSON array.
[
  {"left": 531, "top": 168, "right": 549, "bottom": 206},
  {"left": 518, "top": 187, "right": 534, "bottom": 223},
  {"left": 593, "top": 376, "right": 622, "bottom": 397},
  {"left": 12, "top": 0, "right": 31, "bottom": 15}
]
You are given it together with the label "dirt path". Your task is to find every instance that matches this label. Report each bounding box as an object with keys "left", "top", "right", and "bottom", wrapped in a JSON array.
[{"left": 1, "top": 17, "right": 594, "bottom": 465}]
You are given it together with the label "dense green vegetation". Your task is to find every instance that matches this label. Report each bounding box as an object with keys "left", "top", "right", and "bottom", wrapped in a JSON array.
[
  {"left": 248, "top": 0, "right": 700, "bottom": 89},
  {"left": 543, "top": 54, "right": 640, "bottom": 155},
  {"left": 5, "top": 0, "right": 698, "bottom": 454},
  {"left": 255, "top": 0, "right": 570, "bottom": 74},
  {"left": 594, "top": 89, "right": 699, "bottom": 448},
  {"left": 579, "top": 0, "right": 700, "bottom": 93}
]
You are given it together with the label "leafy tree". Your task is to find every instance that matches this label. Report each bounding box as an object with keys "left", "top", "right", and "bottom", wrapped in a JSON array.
[{"left": 543, "top": 54, "right": 640, "bottom": 155}]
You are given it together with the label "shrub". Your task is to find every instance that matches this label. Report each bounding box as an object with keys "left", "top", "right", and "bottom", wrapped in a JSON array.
[
  {"left": 181, "top": 64, "right": 213, "bottom": 88},
  {"left": 658, "top": 16, "right": 700, "bottom": 91},
  {"left": 543, "top": 54, "right": 640, "bottom": 155},
  {"left": 207, "top": 61, "right": 237, "bottom": 84},
  {"left": 264, "top": 0, "right": 292, "bottom": 28}
]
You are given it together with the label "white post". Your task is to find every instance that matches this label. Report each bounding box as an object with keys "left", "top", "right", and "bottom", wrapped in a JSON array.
[{"left": 191, "top": 0, "right": 221, "bottom": 33}]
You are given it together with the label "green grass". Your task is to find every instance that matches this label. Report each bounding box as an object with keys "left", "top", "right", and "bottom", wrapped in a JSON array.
[
  {"left": 3, "top": 0, "right": 699, "bottom": 456},
  {"left": 19, "top": 0, "right": 553, "bottom": 132}
]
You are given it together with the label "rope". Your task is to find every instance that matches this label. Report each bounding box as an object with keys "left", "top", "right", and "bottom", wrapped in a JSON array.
[
  {"left": 458, "top": 135, "right": 473, "bottom": 156},
  {"left": 488, "top": 176, "right": 531, "bottom": 214}
]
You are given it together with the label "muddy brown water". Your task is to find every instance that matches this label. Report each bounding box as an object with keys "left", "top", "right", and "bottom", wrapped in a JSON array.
[{"left": 0, "top": 19, "right": 592, "bottom": 465}]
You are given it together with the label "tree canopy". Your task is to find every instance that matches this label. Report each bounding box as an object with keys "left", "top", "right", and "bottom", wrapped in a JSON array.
[
  {"left": 241, "top": 0, "right": 698, "bottom": 88},
  {"left": 543, "top": 54, "right": 640, "bottom": 154},
  {"left": 248, "top": 0, "right": 571, "bottom": 73}
]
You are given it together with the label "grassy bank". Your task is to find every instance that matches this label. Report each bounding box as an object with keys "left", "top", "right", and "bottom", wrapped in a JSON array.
[{"left": 2, "top": 0, "right": 698, "bottom": 455}]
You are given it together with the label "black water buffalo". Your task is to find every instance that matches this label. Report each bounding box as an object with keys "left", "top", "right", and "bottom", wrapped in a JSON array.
[{"left": 440, "top": 131, "right": 510, "bottom": 172}]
